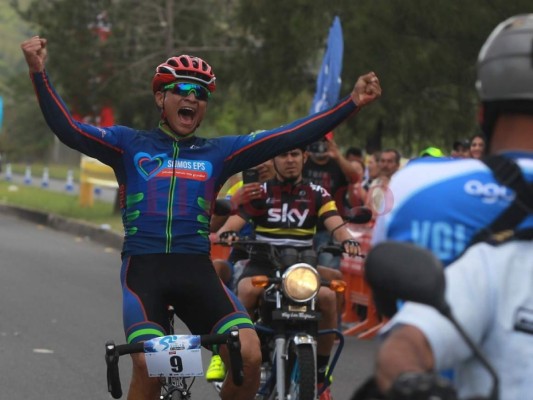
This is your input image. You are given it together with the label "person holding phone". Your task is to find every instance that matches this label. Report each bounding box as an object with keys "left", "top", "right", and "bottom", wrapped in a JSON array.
[
  {"left": 210, "top": 159, "right": 275, "bottom": 285},
  {"left": 217, "top": 147, "right": 360, "bottom": 399},
  {"left": 207, "top": 158, "right": 275, "bottom": 382},
  {"left": 303, "top": 137, "right": 361, "bottom": 270}
]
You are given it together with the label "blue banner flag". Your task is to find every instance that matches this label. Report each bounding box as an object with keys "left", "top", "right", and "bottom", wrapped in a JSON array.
[{"left": 309, "top": 16, "right": 344, "bottom": 115}]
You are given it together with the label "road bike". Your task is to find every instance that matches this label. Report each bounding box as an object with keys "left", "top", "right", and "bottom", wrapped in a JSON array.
[{"left": 105, "top": 306, "right": 243, "bottom": 399}]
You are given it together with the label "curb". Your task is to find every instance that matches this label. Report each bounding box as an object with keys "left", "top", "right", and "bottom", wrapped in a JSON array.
[{"left": 0, "top": 204, "right": 123, "bottom": 250}]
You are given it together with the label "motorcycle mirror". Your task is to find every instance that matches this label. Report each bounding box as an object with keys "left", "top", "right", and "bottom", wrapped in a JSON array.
[
  {"left": 344, "top": 206, "right": 373, "bottom": 225},
  {"left": 329, "top": 207, "right": 373, "bottom": 239},
  {"left": 364, "top": 241, "right": 449, "bottom": 318},
  {"left": 366, "top": 241, "right": 500, "bottom": 400}
]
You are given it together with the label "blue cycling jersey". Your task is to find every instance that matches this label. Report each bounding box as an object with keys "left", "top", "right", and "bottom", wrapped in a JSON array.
[
  {"left": 372, "top": 153, "right": 533, "bottom": 266},
  {"left": 31, "top": 71, "right": 358, "bottom": 256}
]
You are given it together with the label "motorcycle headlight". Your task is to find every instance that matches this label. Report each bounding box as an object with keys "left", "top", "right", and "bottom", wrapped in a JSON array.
[{"left": 282, "top": 263, "right": 320, "bottom": 302}]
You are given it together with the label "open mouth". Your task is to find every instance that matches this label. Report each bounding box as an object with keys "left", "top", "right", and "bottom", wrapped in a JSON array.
[{"left": 178, "top": 107, "right": 196, "bottom": 123}]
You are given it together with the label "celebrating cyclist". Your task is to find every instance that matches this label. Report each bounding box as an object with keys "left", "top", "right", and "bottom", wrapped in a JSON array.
[{"left": 21, "top": 35, "right": 381, "bottom": 400}]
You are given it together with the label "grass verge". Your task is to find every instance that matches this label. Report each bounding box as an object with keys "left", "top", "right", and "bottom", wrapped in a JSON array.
[{"left": 0, "top": 180, "right": 123, "bottom": 233}]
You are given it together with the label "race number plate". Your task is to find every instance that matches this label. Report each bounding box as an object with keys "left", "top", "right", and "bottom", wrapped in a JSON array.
[{"left": 143, "top": 335, "right": 203, "bottom": 377}]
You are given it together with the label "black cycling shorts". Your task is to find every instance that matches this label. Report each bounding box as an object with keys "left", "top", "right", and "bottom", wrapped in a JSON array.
[{"left": 121, "top": 253, "right": 253, "bottom": 344}]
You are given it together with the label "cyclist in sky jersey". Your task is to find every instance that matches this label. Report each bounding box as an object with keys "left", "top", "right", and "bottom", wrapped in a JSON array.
[{"left": 21, "top": 35, "right": 381, "bottom": 400}]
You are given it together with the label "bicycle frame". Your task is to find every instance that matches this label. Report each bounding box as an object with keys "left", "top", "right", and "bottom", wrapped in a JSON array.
[{"left": 160, "top": 307, "right": 193, "bottom": 400}]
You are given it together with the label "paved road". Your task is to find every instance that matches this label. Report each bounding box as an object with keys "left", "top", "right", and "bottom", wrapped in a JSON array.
[{"left": 0, "top": 210, "right": 377, "bottom": 399}]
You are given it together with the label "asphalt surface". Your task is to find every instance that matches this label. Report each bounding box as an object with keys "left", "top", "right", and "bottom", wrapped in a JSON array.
[
  {"left": 0, "top": 172, "right": 378, "bottom": 399},
  {"left": 0, "top": 210, "right": 124, "bottom": 399}
]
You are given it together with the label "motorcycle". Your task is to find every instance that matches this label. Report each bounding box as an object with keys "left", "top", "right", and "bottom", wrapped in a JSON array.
[{"left": 215, "top": 208, "right": 371, "bottom": 400}]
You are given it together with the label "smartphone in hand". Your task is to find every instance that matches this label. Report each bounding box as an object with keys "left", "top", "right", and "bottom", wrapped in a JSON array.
[{"left": 242, "top": 168, "right": 259, "bottom": 184}]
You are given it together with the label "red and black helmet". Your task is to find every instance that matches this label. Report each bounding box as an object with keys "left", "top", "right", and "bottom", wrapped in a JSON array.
[{"left": 152, "top": 55, "right": 216, "bottom": 94}]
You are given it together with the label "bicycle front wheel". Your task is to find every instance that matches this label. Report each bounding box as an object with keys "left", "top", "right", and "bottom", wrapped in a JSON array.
[
  {"left": 160, "top": 377, "right": 190, "bottom": 400},
  {"left": 286, "top": 343, "right": 316, "bottom": 400}
]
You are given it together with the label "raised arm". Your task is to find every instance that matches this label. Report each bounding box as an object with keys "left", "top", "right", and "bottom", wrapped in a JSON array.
[
  {"left": 21, "top": 36, "right": 47, "bottom": 73},
  {"left": 20, "top": 36, "right": 124, "bottom": 164},
  {"left": 327, "top": 138, "right": 360, "bottom": 183},
  {"left": 221, "top": 72, "right": 382, "bottom": 176},
  {"left": 351, "top": 71, "right": 381, "bottom": 107}
]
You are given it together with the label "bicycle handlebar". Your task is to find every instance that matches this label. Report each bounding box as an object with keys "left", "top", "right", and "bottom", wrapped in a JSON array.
[
  {"left": 105, "top": 327, "right": 243, "bottom": 399},
  {"left": 215, "top": 239, "right": 364, "bottom": 261}
]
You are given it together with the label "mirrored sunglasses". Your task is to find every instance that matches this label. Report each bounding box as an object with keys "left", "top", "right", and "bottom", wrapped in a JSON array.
[{"left": 163, "top": 82, "right": 211, "bottom": 101}]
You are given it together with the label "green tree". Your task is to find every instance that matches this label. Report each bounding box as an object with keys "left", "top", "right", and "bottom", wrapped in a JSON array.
[
  {"left": 7, "top": 0, "right": 533, "bottom": 160},
  {"left": 231, "top": 0, "right": 533, "bottom": 154},
  {"left": 0, "top": 0, "right": 43, "bottom": 162},
  {"left": 9, "top": 0, "right": 261, "bottom": 138},
  {"left": 334, "top": 0, "right": 533, "bottom": 154}
]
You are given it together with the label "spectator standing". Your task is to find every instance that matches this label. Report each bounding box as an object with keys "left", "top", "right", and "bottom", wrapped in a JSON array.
[
  {"left": 343, "top": 147, "right": 367, "bottom": 208},
  {"left": 376, "top": 148, "right": 401, "bottom": 186},
  {"left": 451, "top": 139, "right": 470, "bottom": 158},
  {"left": 366, "top": 149, "right": 400, "bottom": 216},
  {"left": 468, "top": 133, "right": 487, "bottom": 159},
  {"left": 303, "top": 137, "right": 360, "bottom": 269},
  {"left": 362, "top": 151, "right": 381, "bottom": 191},
  {"left": 345, "top": 146, "right": 365, "bottom": 163}
]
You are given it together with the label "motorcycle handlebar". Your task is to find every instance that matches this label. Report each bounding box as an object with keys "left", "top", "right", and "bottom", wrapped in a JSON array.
[{"left": 215, "top": 239, "right": 347, "bottom": 255}]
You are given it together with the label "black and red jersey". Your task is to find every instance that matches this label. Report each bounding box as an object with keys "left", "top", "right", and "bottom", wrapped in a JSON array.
[{"left": 239, "top": 178, "right": 338, "bottom": 248}]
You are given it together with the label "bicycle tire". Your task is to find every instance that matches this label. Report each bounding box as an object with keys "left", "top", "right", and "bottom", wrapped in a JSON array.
[
  {"left": 286, "top": 343, "right": 316, "bottom": 400},
  {"left": 171, "top": 389, "right": 186, "bottom": 400}
]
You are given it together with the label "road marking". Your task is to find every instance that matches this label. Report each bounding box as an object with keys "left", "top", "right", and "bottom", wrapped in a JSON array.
[{"left": 33, "top": 348, "right": 54, "bottom": 354}]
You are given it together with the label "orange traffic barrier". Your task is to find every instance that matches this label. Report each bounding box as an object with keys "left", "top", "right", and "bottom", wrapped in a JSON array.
[{"left": 340, "top": 225, "right": 386, "bottom": 339}]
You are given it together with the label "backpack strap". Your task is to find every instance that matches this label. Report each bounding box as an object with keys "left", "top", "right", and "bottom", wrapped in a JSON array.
[{"left": 468, "top": 155, "right": 533, "bottom": 246}]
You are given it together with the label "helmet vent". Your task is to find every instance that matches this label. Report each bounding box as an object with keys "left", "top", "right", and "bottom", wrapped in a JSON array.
[{"left": 179, "top": 56, "right": 190, "bottom": 68}]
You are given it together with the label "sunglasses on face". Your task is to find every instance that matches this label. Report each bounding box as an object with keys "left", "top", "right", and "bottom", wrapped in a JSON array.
[{"left": 162, "top": 82, "right": 211, "bottom": 101}]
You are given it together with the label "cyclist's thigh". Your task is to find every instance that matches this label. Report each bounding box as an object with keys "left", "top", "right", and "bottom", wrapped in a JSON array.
[{"left": 121, "top": 255, "right": 171, "bottom": 343}]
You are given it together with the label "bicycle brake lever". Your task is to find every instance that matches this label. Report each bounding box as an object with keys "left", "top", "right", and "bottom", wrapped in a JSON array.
[
  {"left": 227, "top": 327, "right": 244, "bottom": 386},
  {"left": 105, "top": 341, "right": 123, "bottom": 399}
]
